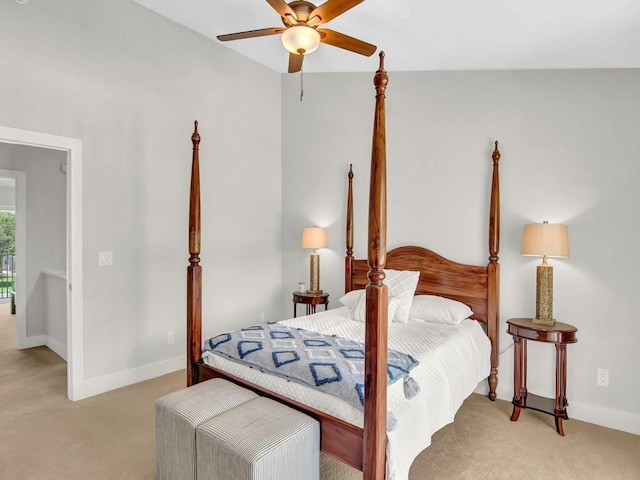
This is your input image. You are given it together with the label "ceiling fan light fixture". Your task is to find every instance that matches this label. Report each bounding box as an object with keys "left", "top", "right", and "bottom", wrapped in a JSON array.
[{"left": 281, "top": 25, "right": 321, "bottom": 55}]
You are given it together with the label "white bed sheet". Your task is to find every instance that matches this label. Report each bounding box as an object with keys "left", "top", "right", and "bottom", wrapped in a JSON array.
[{"left": 202, "top": 306, "right": 491, "bottom": 480}]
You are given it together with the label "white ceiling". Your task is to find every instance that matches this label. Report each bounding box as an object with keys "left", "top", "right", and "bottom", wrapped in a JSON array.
[{"left": 133, "top": 0, "right": 640, "bottom": 74}]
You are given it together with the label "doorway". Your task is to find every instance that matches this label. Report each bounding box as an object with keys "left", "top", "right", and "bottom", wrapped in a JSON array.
[
  {"left": 0, "top": 125, "right": 83, "bottom": 400},
  {"left": 0, "top": 178, "right": 16, "bottom": 306}
]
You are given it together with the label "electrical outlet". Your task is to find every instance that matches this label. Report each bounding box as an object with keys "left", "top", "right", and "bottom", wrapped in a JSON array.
[
  {"left": 167, "top": 331, "right": 175, "bottom": 345},
  {"left": 260, "top": 312, "right": 265, "bottom": 323},
  {"left": 98, "top": 251, "right": 113, "bottom": 266},
  {"left": 597, "top": 368, "right": 609, "bottom": 387}
]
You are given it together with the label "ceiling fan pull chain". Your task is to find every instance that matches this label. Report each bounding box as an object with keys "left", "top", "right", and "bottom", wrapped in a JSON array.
[{"left": 300, "top": 69, "right": 304, "bottom": 102}]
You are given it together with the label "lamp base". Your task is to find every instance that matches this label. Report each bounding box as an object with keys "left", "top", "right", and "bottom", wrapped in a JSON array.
[
  {"left": 308, "top": 251, "right": 322, "bottom": 296},
  {"left": 532, "top": 316, "right": 556, "bottom": 327},
  {"left": 535, "top": 263, "right": 554, "bottom": 326}
]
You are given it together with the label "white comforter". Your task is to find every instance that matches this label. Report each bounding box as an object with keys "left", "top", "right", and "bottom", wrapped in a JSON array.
[{"left": 202, "top": 306, "right": 491, "bottom": 480}]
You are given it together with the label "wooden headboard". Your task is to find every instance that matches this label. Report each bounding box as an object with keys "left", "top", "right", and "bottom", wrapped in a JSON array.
[{"left": 350, "top": 246, "right": 490, "bottom": 321}]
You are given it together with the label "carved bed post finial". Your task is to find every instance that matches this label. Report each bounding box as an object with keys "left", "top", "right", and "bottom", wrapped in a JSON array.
[
  {"left": 487, "top": 140, "right": 501, "bottom": 401},
  {"left": 187, "top": 120, "right": 202, "bottom": 387},
  {"left": 369, "top": 51, "right": 388, "bottom": 284},
  {"left": 378, "top": 51, "right": 385, "bottom": 70},
  {"left": 364, "top": 50, "right": 389, "bottom": 480},
  {"left": 372, "top": 51, "right": 388, "bottom": 107},
  {"left": 489, "top": 141, "right": 500, "bottom": 264},
  {"left": 189, "top": 120, "right": 201, "bottom": 267},
  {"left": 345, "top": 164, "right": 355, "bottom": 292},
  {"left": 347, "top": 164, "right": 354, "bottom": 259}
]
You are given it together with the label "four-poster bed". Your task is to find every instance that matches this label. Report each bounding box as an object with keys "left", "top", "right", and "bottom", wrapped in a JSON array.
[{"left": 186, "top": 53, "right": 501, "bottom": 480}]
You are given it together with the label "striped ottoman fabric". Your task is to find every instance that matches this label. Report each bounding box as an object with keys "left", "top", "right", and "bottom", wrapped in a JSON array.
[
  {"left": 155, "top": 378, "right": 259, "bottom": 480},
  {"left": 196, "top": 397, "right": 320, "bottom": 480}
]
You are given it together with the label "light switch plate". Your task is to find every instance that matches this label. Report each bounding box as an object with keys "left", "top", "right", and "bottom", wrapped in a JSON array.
[{"left": 98, "top": 251, "right": 113, "bottom": 266}]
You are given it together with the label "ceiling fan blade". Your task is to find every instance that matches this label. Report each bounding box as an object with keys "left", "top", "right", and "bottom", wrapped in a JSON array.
[
  {"left": 217, "top": 27, "right": 285, "bottom": 42},
  {"left": 288, "top": 53, "right": 304, "bottom": 73},
  {"left": 266, "top": 0, "right": 297, "bottom": 20},
  {"left": 318, "top": 29, "right": 376, "bottom": 56},
  {"left": 309, "top": 0, "right": 363, "bottom": 25}
]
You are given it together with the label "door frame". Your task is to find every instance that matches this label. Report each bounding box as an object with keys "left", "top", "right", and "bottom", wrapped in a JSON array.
[{"left": 0, "top": 125, "right": 83, "bottom": 401}]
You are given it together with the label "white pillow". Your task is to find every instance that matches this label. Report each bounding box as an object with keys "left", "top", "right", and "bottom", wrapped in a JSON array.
[
  {"left": 409, "top": 295, "right": 473, "bottom": 325},
  {"left": 350, "top": 292, "right": 400, "bottom": 325},
  {"left": 338, "top": 289, "right": 364, "bottom": 309},
  {"left": 383, "top": 269, "right": 420, "bottom": 323}
]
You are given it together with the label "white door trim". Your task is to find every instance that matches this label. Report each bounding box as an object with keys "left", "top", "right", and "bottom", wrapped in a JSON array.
[{"left": 0, "top": 125, "right": 83, "bottom": 401}]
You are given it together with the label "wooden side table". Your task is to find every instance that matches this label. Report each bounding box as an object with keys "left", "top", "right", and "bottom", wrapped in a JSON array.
[
  {"left": 292, "top": 292, "right": 329, "bottom": 318},
  {"left": 507, "top": 318, "right": 578, "bottom": 436}
]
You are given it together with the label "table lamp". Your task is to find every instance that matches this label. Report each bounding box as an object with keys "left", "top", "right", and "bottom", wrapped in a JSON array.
[
  {"left": 301, "top": 226, "right": 328, "bottom": 295},
  {"left": 521, "top": 221, "right": 569, "bottom": 326}
]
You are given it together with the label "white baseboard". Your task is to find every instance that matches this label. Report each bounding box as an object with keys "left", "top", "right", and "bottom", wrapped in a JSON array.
[
  {"left": 72, "top": 355, "right": 185, "bottom": 401},
  {"left": 21, "top": 334, "right": 46, "bottom": 349},
  {"left": 21, "top": 335, "right": 67, "bottom": 361},
  {"left": 569, "top": 400, "right": 640, "bottom": 436},
  {"left": 45, "top": 336, "right": 67, "bottom": 361},
  {"left": 475, "top": 381, "right": 640, "bottom": 436}
]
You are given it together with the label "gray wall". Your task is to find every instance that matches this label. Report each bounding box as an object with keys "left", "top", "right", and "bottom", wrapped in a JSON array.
[
  {"left": 0, "top": 0, "right": 282, "bottom": 381},
  {"left": 0, "top": 144, "right": 66, "bottom": 340},
  {"left": 281, "top": 69, "right": 640, "bottom": 432}
]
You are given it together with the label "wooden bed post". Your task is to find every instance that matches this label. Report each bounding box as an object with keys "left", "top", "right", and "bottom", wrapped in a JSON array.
[
  {"left": 345, "top": 164, "right": 354, "bottom": 292},
  {"left": 187, "top": 121, "right": 202, "bottom": 387},
  {"left": 364, "top": 52, "right": 389, "bottom": 480},
  {"left": 487, "top": 141, "right": 501, "bottom": 400}
]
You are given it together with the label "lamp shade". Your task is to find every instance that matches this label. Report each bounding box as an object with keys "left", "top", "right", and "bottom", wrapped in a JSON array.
[
  {"left": 301, "top": 227, "right": 328, "bottom": 249},
  {"left": 282, "top": 25, "right": 321, "bottom": 55},
  {"left": 521, "top": 222, "right": 569, "bottom": 258}
]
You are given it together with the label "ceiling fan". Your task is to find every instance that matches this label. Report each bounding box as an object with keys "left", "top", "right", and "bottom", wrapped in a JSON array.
[{"left": 217, "top": 0, "right": 377, "bottom": 73}]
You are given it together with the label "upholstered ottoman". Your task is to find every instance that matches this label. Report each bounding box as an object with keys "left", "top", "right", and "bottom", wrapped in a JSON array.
[
  {"left": 196, "top": 397, "right": 320, "bottom": 480},
  {"left": 155, "top": 378, "right": 259, "bottom": 480}
]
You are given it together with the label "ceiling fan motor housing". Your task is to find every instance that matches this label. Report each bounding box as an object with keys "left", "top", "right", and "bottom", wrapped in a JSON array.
[{"left": 283, "top": 1, "right": 318, "bottom": 25}]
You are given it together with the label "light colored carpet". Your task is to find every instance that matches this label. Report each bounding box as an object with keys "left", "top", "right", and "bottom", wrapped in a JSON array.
[{"left": 1, "top": 303, "right": 638, "bottom": 479}]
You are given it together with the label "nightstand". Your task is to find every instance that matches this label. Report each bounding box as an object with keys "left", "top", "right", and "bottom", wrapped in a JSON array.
[
  {"left": 507, "top": 318, "right": 578, "bottom": 435},
  {"left": 292, "top": 292, "right": 329, "bottom": 318}
]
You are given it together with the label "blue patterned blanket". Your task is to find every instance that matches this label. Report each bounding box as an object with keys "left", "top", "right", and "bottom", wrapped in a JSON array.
[{"left": 204, "top": 323, "right": 420, "bottom": 420}]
